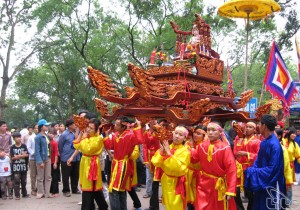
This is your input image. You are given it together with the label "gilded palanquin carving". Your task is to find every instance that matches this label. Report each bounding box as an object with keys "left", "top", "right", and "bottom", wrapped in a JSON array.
[{"left": 87, "top": 14, "right": 266, "bottom": 124}]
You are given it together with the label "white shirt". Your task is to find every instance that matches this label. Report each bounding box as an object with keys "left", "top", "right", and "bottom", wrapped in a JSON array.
[
  {"left": 26, "top": 133, "right": 36, "bottom": 160},
  {"left": 0, "top": 156, "right": 11, "bottom": 176},
  {"left": 20, "top": 128, "right": 29, "bottom": 138}
]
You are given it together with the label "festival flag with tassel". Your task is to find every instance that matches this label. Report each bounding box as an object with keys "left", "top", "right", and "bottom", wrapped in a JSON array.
[{"left": 264, "top": 41, "right": 298, "bottom": 115}]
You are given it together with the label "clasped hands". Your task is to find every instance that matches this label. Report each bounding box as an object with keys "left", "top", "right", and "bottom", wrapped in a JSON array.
[{"left": 159, "top": 140, "right": 171, "bottom": 156}]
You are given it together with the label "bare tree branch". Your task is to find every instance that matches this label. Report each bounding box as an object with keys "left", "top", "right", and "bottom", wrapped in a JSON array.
[{"left": 0, "top": 56, "right": 5, "bottom": 68}]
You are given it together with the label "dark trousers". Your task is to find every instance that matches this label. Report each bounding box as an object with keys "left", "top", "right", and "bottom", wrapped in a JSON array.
[
  {"left": 57, "top": 157, "right": 61, "bottom": 182},
  {"left": 81, "top": 190, "right": 108, "bottom": 210},
  {"left": 61, "top": 161, "right": 79, "bottom": 193},
  {"left": 136, "top": 159, "right": 146, "bottom": 186},
  {"left": 109, "top": 189, "right": 127, "bottom": 210},
  {"left": 149, "top": 181, "right": 159, "bottom": 210},
  {"left": 50, "top": 164, "right": 60, "bottom": 194},
  {"left": 235, "top": 187, "right": 245, "bottom": 210},
  {"left": 105, "top": 156, "right": 111, "bottom": 185},
  {"left": 0, "top": 175, "right": 13, "bottom": 198},
  {"left": 245, "top": 189, "right": 254, "bottom": 210},
  {"left": 128, "top": 187, "right": 141, "bottom": 208},
  {"left": 13, "top": 172, "right": 27, "bottom": 197},
  {"left": 187, "top": 203, "right": 195, "bottom": 210}
]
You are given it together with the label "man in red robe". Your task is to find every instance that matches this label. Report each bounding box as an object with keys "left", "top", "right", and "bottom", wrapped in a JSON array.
[
  {"left": 191, "top": 122, "right": 237, "bottom": 210},
  {"left": 233, "top": 122, "right": 260, "bottom": 210},
  {"left": 103, "top": 116, "right": 144, "bottom": 210}
]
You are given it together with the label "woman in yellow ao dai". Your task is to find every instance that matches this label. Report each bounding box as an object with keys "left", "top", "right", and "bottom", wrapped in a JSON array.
[{"left": 151, "top": 126, "right": 190, "bottom": 210}]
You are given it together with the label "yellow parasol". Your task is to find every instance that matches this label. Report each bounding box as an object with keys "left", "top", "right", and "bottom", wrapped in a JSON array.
[
  {"left": 218, "top": 0, "right": 281, "bottom": 20},
  {"left": 218, "top": 0, "right": 281, "bottom": 91}
]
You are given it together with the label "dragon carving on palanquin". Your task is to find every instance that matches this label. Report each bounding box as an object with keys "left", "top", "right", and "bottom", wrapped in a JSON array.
[
  {"left": 233, "top": 122, "right": 245, "bottom": 138},
  {"left": 73, "top": 114, "right": 89, "bottom": 131},
  {"left": 236, "top": 90, "right": 254, "bottom": 108},
  {"left": 88, "top": 66, "right": 121, "bottom": 98},
  {"left": 153, "top": 123, "right": 176, "bottom": 142},
  {"left": 95, "top": 98, "right": 110, "bottom": 117},
  {"left": 255, "top": 103, "right": 272, "bottom": 120}
]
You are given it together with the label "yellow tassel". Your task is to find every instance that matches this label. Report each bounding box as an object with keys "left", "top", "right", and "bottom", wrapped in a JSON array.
[{"left": 207, "top": 144, "right": 214, "bottom": 162}]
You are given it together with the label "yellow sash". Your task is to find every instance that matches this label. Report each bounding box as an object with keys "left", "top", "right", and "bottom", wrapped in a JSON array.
[
  {"left": 201, "top": 170, "right": 228, "bottom": 210},
  {"left": 108, "top": 156, "right": 129, "bottom": 192},
  {"left": 236, "top": 161, "right": 244, "bottom": 192}
]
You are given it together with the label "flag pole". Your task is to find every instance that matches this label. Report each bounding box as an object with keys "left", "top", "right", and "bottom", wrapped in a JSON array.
[
  {"left": 243, "top": 13, "right": 250, "bottom": 92},
  {"left": 259, "top": 83, "right": 265, "bottom": 106},
  {"left": 295, "top": 35, "right": 300, "bottom": 80}
]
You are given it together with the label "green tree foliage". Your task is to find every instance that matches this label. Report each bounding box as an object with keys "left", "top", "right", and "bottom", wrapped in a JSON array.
[
  {"left": 2, "top": 0, "right": 300, "bottom": 126},
  {"left": 0, "top": 0, "right": 40, "bottom": 119},
  {"left": 14, "top": 51, "right": 98, "bottom": 122},
  {"left": 3, "top": 99, "right": 37, "bottom": 129},
  {"left": 277, "top": 0, "right": 300, "bottom": 49}
]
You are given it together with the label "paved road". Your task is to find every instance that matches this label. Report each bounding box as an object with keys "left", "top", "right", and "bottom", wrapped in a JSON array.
[
  {"left": 1, "top": 173, "right": 300, "bottom": 210},
  {"left": 0, "top": 172, "right": 164, "bottom": 210},
  {"left": 0, "top": 185, "right": 162, "bottom": 210}
]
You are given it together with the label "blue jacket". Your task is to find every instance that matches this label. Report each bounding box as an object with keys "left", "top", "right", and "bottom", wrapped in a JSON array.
[
  {"left": 34, "top": 133, "right": 50, "bottom": 164},
  {"left": 244, "top": 133, "right": 286, "bottom": 210},
  {"left": 58, "top": 129, "right": 80, "bottom": 162}
]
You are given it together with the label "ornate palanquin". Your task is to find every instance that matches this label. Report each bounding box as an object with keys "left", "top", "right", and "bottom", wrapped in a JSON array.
[{"left": 87, "top": 14, "right": 268, "bottom": 125}]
